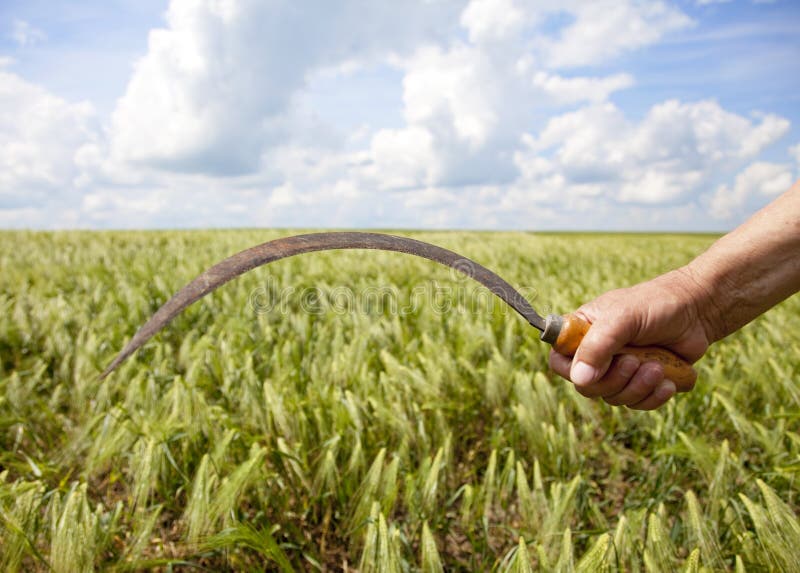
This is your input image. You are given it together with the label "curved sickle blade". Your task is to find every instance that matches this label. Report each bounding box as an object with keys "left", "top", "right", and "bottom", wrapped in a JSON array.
[{"left": 101, "top": 232, "right": 544, "bottom": 378}]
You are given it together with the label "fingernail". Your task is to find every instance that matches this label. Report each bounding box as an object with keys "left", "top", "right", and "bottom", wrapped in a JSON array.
[
  {"left": 619, "top": 356, "right": 640, "bottom": 379},
  {"left": 657, "top": 379, "right": 676, "bottom": 398},
  {"left": 571, "top": 361, "right": 597, "bottom": 386}
]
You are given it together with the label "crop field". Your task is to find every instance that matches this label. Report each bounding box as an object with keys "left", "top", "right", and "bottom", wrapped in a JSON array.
[{"left": 1, "top": 229, "right": 799, "bottom": 571}]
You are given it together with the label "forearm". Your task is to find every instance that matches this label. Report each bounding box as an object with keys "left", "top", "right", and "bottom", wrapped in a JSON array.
[
  {"left": 553, "top": 180, "right": 800, "bottom": 410},
  {"left": 683, "top": 181, "right": 800, "bottom": 342}
]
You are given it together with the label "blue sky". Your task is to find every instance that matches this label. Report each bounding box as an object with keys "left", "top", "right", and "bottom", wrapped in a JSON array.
[{"left": 1, "top": 0, "right": 798, "bottom": 230}]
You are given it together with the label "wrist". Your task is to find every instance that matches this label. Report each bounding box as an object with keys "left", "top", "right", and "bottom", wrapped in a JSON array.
[{"left": 674, "top": 262, "right": 728, "bottom": 343}]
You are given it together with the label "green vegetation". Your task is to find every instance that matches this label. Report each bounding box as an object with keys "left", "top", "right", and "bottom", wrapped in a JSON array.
[{"left": 1, "top": 229, "right": 799, "bottom": 571}]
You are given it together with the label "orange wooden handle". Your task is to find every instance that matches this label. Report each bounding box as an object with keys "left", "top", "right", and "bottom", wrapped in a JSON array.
[{"left": 550, "top": 313, "right": 696, "bottom": 393}]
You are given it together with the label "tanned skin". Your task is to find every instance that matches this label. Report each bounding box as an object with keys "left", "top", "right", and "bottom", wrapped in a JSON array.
[{"left": 550, "top": 180, "right": 800, "bottom": 410}]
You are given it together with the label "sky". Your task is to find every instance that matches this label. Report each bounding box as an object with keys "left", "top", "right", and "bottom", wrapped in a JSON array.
[{"left": 1, "top": 0, "right": 798, "bottom": 231}]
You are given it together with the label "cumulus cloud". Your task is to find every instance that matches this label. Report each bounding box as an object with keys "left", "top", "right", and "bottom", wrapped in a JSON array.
[
  {"left": 710, "top": 162, "right": 794, "bottom": 219},
  {"left": 460, "top": 0, "right": 526, "bottom": 44},
  {"left": 0, "top": 69, "right": 97, "bottom": 216},
  {"left": 514, "top": 99, "right": 790, "bottom": 205},
  {"left": 109, "top": 0, "right": 695, "bottom": 186},
  {"left": 539, "top": 0, "right": 692, "bottom": 68},
  {"left": 110, "top": 0, "right": 463, "bottom": 175},
  {"left": 1, "top": 0, "right": 793, "bottom": 231},
  {"left": 533, "top": 72, "right": 635, "bottom": 105},
  {"left": 373, "top": 42, "right": 519, "bottom": 189},
  {"left": 362, "top": 0, "right": 688, "bottom": 194},
  {"left": 369, "top": 126, "right": 435, "bottom": 189}
]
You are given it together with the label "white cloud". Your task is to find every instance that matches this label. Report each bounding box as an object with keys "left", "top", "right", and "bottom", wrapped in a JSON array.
[
  {"left": 1, "top": 0, "right": 792, "bottom": 232},
  {"left": 696, "top": 0, "right": 733, "bottom": 5},
  {"left": 540, "top": 1, "right": 692, "bottom": 68},
  {"left": 533, "top": 72, "right": 634, "bottom": 105},
  {"left": 460, "top": 0, "right": 526, "bottom": 44},
  {"left": 110, "top": 0, "right": 463, "bottom": 175},
  {"left": 398, "top": 44, "right": 499, "bottom": 149},
  {"left": 634, "top": 100, "right": 788, "bottom": 162},
  {"left": 0, "top": 69, "right": 97, "bottom": 215},
  {"left": 356, "top": 0, "right": 694, "bottom": 194},
  {"left": 710, "top": 161, "right": 794, "bottom": 219},
  {"left": 369, "top": 126, "right": 435, "bottom": 189},
  {"left": 739, "top": 113, "right": 792, "bottom": 157},
  {"left": 11, "top": 19, "right": 46, "bottom": 47},
  {"left": 364, "top": 41, "right": 523, "bottom": 191},
  {"left": 515, "top": 99, "right": 790, "bottom": 205},
  {"left": 81, "top": 188, "right": 166, "bottom": 219},
  {"left": 109, "top": 0, "right": 695, "bottom": 183}
]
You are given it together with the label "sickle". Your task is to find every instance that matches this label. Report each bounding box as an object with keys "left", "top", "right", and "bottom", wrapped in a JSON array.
[{"left": 100, "top": 232, "right": 696, "bottom": 391}]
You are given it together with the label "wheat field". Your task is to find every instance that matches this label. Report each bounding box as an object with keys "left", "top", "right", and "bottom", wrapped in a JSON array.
[{"left": 1, "top": 230, "right": 799, "bottom": 571}]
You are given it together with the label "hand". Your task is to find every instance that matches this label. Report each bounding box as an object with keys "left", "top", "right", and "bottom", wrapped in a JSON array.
[{"left": 549, "top": 268, "right": 713, "bottom": 410}]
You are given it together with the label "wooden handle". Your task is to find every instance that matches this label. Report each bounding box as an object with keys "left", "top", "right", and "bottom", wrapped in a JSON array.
[{"left": 550, "top": 313, "right": 696, "bottom": 393}]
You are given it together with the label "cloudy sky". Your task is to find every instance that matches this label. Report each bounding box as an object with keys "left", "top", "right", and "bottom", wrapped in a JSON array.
[{"left": 1, "top": 0, "right": 798, "bottom": 231}]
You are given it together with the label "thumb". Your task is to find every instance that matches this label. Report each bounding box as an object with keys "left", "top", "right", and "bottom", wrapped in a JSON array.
[{"left": 569, "top": 312, "right": 636, "bottom": 387}]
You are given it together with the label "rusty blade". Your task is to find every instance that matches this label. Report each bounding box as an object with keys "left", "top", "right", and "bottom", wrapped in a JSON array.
[{"left": 101, "top": 231, "right": 544, "bottom": 378}]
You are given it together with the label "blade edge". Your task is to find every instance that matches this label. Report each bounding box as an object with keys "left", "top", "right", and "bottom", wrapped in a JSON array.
[{"left": 101, "top": 232, "right": 544, "bottom": 378}]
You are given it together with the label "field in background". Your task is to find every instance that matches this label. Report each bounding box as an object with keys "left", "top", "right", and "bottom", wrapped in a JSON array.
[{"left": 1, "top": 230, "right": 799, "bottom": 571}]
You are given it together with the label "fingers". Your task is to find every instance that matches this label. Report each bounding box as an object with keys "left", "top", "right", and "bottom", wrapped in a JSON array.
[
  {"left": 550, "top": 350, "right": 677, "bottom": 410},
  {"left": 574, "top": 354, "right": 640, "bottom": 399},
  {"left": 549, "top": 350, "right": 572, "bottom": 379},
  {"left": 629, "top": 380, "right": 676, "bottom": 410},
  {"left": 603, "top": 362, "right": 664, "bottom": 407},
  {"left": 569, "top": 312, "right": 637, "bottom": 386},
  {"left": 551, "top": 350, "right": 639, "bottom": 399}
]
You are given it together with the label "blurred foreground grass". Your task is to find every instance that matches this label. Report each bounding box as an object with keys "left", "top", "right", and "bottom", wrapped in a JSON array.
[{"left": 1, "top": 230, "right": 799, "bottom": 571}]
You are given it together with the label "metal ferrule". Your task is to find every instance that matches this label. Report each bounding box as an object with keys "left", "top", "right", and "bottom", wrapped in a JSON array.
[{"left": 540, "top": 314, "right": 563, "bottom": 345}]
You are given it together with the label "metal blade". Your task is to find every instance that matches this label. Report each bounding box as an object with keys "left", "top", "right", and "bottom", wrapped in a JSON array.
[{"left": 101, "top": 232, "right": 544, "bottom": 378}]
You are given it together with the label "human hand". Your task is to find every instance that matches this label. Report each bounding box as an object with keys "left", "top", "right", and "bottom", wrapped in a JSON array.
[{"left": 549, "top": 269, "right": 713, "bottom": 410}]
